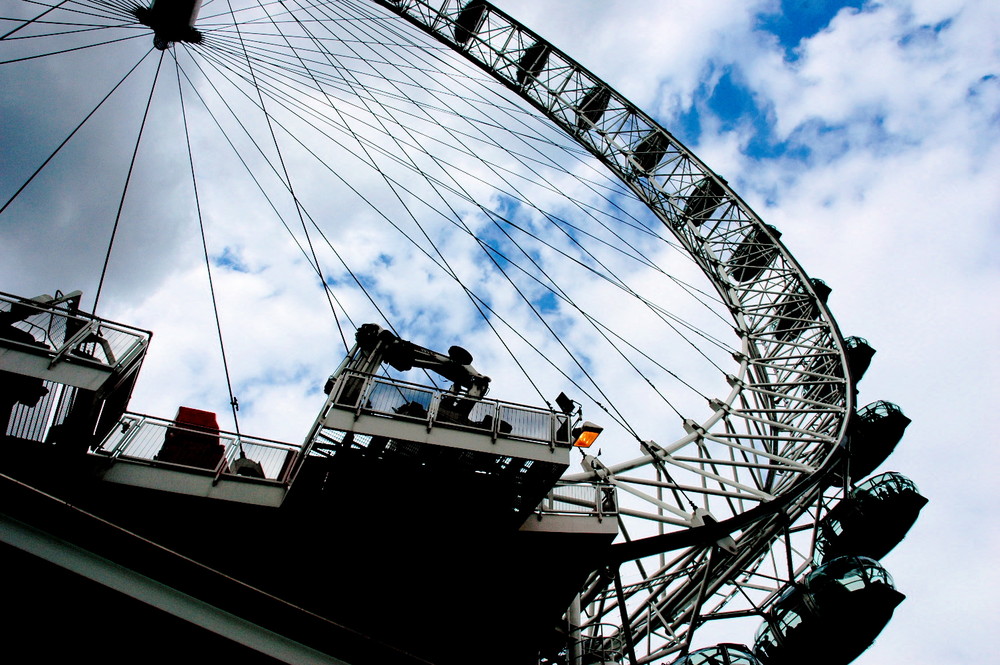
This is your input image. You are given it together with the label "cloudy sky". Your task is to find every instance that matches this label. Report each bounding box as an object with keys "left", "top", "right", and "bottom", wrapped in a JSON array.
[
  {"left": 1, "top": 0, "right": 998, "bottom": 663},
  {"left": 494, "top": 1, "right": 998, "bottom": 662}
]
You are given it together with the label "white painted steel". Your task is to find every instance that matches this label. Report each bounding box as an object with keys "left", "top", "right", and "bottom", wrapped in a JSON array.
[
  {"left": 364, "top": 1, "right": 856, "bottom": 658},
  {"left": 0, "top": 1, "right": 868, "bottom": 660}
]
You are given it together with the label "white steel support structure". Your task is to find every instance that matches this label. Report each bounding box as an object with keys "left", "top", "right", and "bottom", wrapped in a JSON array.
[
  {"left": 366, "top": 1, "right": 856, "bottom": 659},
  {"left": 0, "top": 1, "right": 921, "bottom": 662}
]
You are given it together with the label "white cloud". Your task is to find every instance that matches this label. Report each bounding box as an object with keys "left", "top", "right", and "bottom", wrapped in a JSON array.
[
  {"left": 493, "top": 1, "right": 1000, "bottom": 662},
  {"left": 2, "top": 1, "right": 997, "bottom": 662}
]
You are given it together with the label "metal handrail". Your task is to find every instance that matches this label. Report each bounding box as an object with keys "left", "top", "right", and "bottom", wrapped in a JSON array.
[
  {"left": 97, "top": 412, "right": 302, "bottom": 484},
  {"left": 0, "top": 291, "right": 150, "bottom": 374},
  {"left": 330, "top": 370, "right": 572, "bottom": 447},
  {"left": 534, "top": 481, "right": 618, "bottom": 519}
]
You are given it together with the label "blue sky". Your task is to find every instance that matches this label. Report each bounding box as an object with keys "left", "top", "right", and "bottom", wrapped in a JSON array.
[
  {"left": 1, "top": 1, "right": 998, "bottom": 663},
  {"left": 674, "top": 0, "right": 873, "bottom": 153},
  {"left": 496, "top": 1, "right": 999, "bottom": 663},
  {"left": 760, "top": 0, "right": 867, "bottom": 56}
]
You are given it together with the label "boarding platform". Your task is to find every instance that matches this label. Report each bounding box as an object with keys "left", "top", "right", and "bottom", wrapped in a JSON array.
[
  {"left": 315, "top": 369, "right": 572, "bottom": 521},
  {"left": 0, "top": 306, "right": 618, "bottom": 665},
  {"left": 93, "top": 410, "right": 303, "bottom": 506},
  {"left": 303, "top": 323, "right": 581, "bottom": 524},
  {"left": 0, "top": 291, "right": 149, "bottom": 392},
  {"left": 1, "top": 290, "right": 149, "bottom": 449}
]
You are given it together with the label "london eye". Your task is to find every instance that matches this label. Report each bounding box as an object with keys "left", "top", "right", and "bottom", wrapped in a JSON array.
[{"left": 0, "top": 2, "right": 925, "bottom": 664}]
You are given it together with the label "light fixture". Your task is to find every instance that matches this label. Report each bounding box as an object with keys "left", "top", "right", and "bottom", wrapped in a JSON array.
[
  {"left": 572, "top": 421, "right": 603, "bottom": 448},
  {"left": 555, "top": 391, "right": 576, "bottom": 415}
]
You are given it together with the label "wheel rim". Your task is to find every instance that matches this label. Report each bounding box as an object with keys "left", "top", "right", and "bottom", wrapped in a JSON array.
[{"left": 1, "top": 1, "right": 857, "bottom": 661}]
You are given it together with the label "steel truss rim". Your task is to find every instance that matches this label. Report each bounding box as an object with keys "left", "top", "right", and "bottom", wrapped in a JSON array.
[
  {"left": 0, "top": 0, "right": 858, "bottom": 660},
  {"left": 369, "top": 0, "right": 855, "bottom": 658}
]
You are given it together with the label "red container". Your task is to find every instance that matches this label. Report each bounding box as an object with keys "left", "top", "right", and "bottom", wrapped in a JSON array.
[{"left": 156, "top": 407, "right": 223, "bottom": 470}]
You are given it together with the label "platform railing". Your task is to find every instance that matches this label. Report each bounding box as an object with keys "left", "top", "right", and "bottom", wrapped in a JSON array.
[
  {"left": 97, "top": 412, "right": 302, "bottom": 483},
  {"left": 330, "top": 370, "right": 572, "bottom": 447},
  {"left": 573, "top": 622, "right": 627, "bottom": 665},
  {"left": 0, "top": 291, "right": 150, "bottom": 376},
  {"left": 2, "top": 378, "right": 70, "bottom": 442},
  {"left": 534, "top": 481, "right": 618, "bottom": 519}
]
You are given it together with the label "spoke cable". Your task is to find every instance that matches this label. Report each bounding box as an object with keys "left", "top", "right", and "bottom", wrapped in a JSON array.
[
  {"left": 182, "top": 3, "right": 728, "bottom": 430},
  {"left": 0, "top": 42, "right": 155, "bottom": 216},
  {"left": 94, "top": 47, "right": 164, "bottom": 313},
  {"left": 280, "top": 0, "right": 702, "bottom": 425},
  {"left": 226, "top": 0, "right": 349, "bottom": 352},
  {"left": 172, "top": 48, "right": 361, "bottom": 337},
  {"left": 311, "top": 0, "right": 730, "bottom": 415},
  {"left": 175, "top": 49, "right": 243, "bottom": 440},
  {"left": 1, "top": 0, "right": 71, "bottom": 40},
  {"left": 279, "top": 0, "right": 554, "bottom": 403}
]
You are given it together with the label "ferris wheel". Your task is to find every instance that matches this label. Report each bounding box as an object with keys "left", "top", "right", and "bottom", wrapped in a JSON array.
[{"left": 0, "top": 1, "right": 924, "bottom": 664}]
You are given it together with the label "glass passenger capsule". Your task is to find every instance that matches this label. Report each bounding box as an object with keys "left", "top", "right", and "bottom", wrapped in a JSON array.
[
  {"left": 576, "top": 86, "right": 611, "bottom": 131},
  {"left": 516, "top": 42, "right": 550, "bottom": 87},
  {"left": 826, "top": 401, "right": 911, "bottom": 487},
  {"left": 754, "top": 556, "right": 904, "bottom": 665},
  {"left": 727, "top": 224, "right": 782, "bottom": 283},
  {"left": 802, "top": 350, "right": 844, "bottom": 404},
  {"left": 772, "top": 278, "right": 831, "bottom": 341},
  {"left": 682, "top": 177, "right": 730, "bottom": 227},
  {"left": 843, "top": 336, "right": 875, "bottom": 383},
  {"left": 631, "top": 130, "right": 671, "bottom": 174},
  {"left": 816, "top": 472, "right": 928, "bottom": 562},
  {"left": 670, "top": 643, "right": 760, "bottom": 665},
  {"left": 844, "top": 401, "right": 911, "bottom": 481},
  {"left": 454, "top": 0, "right": 487, "bottom": 45}
]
